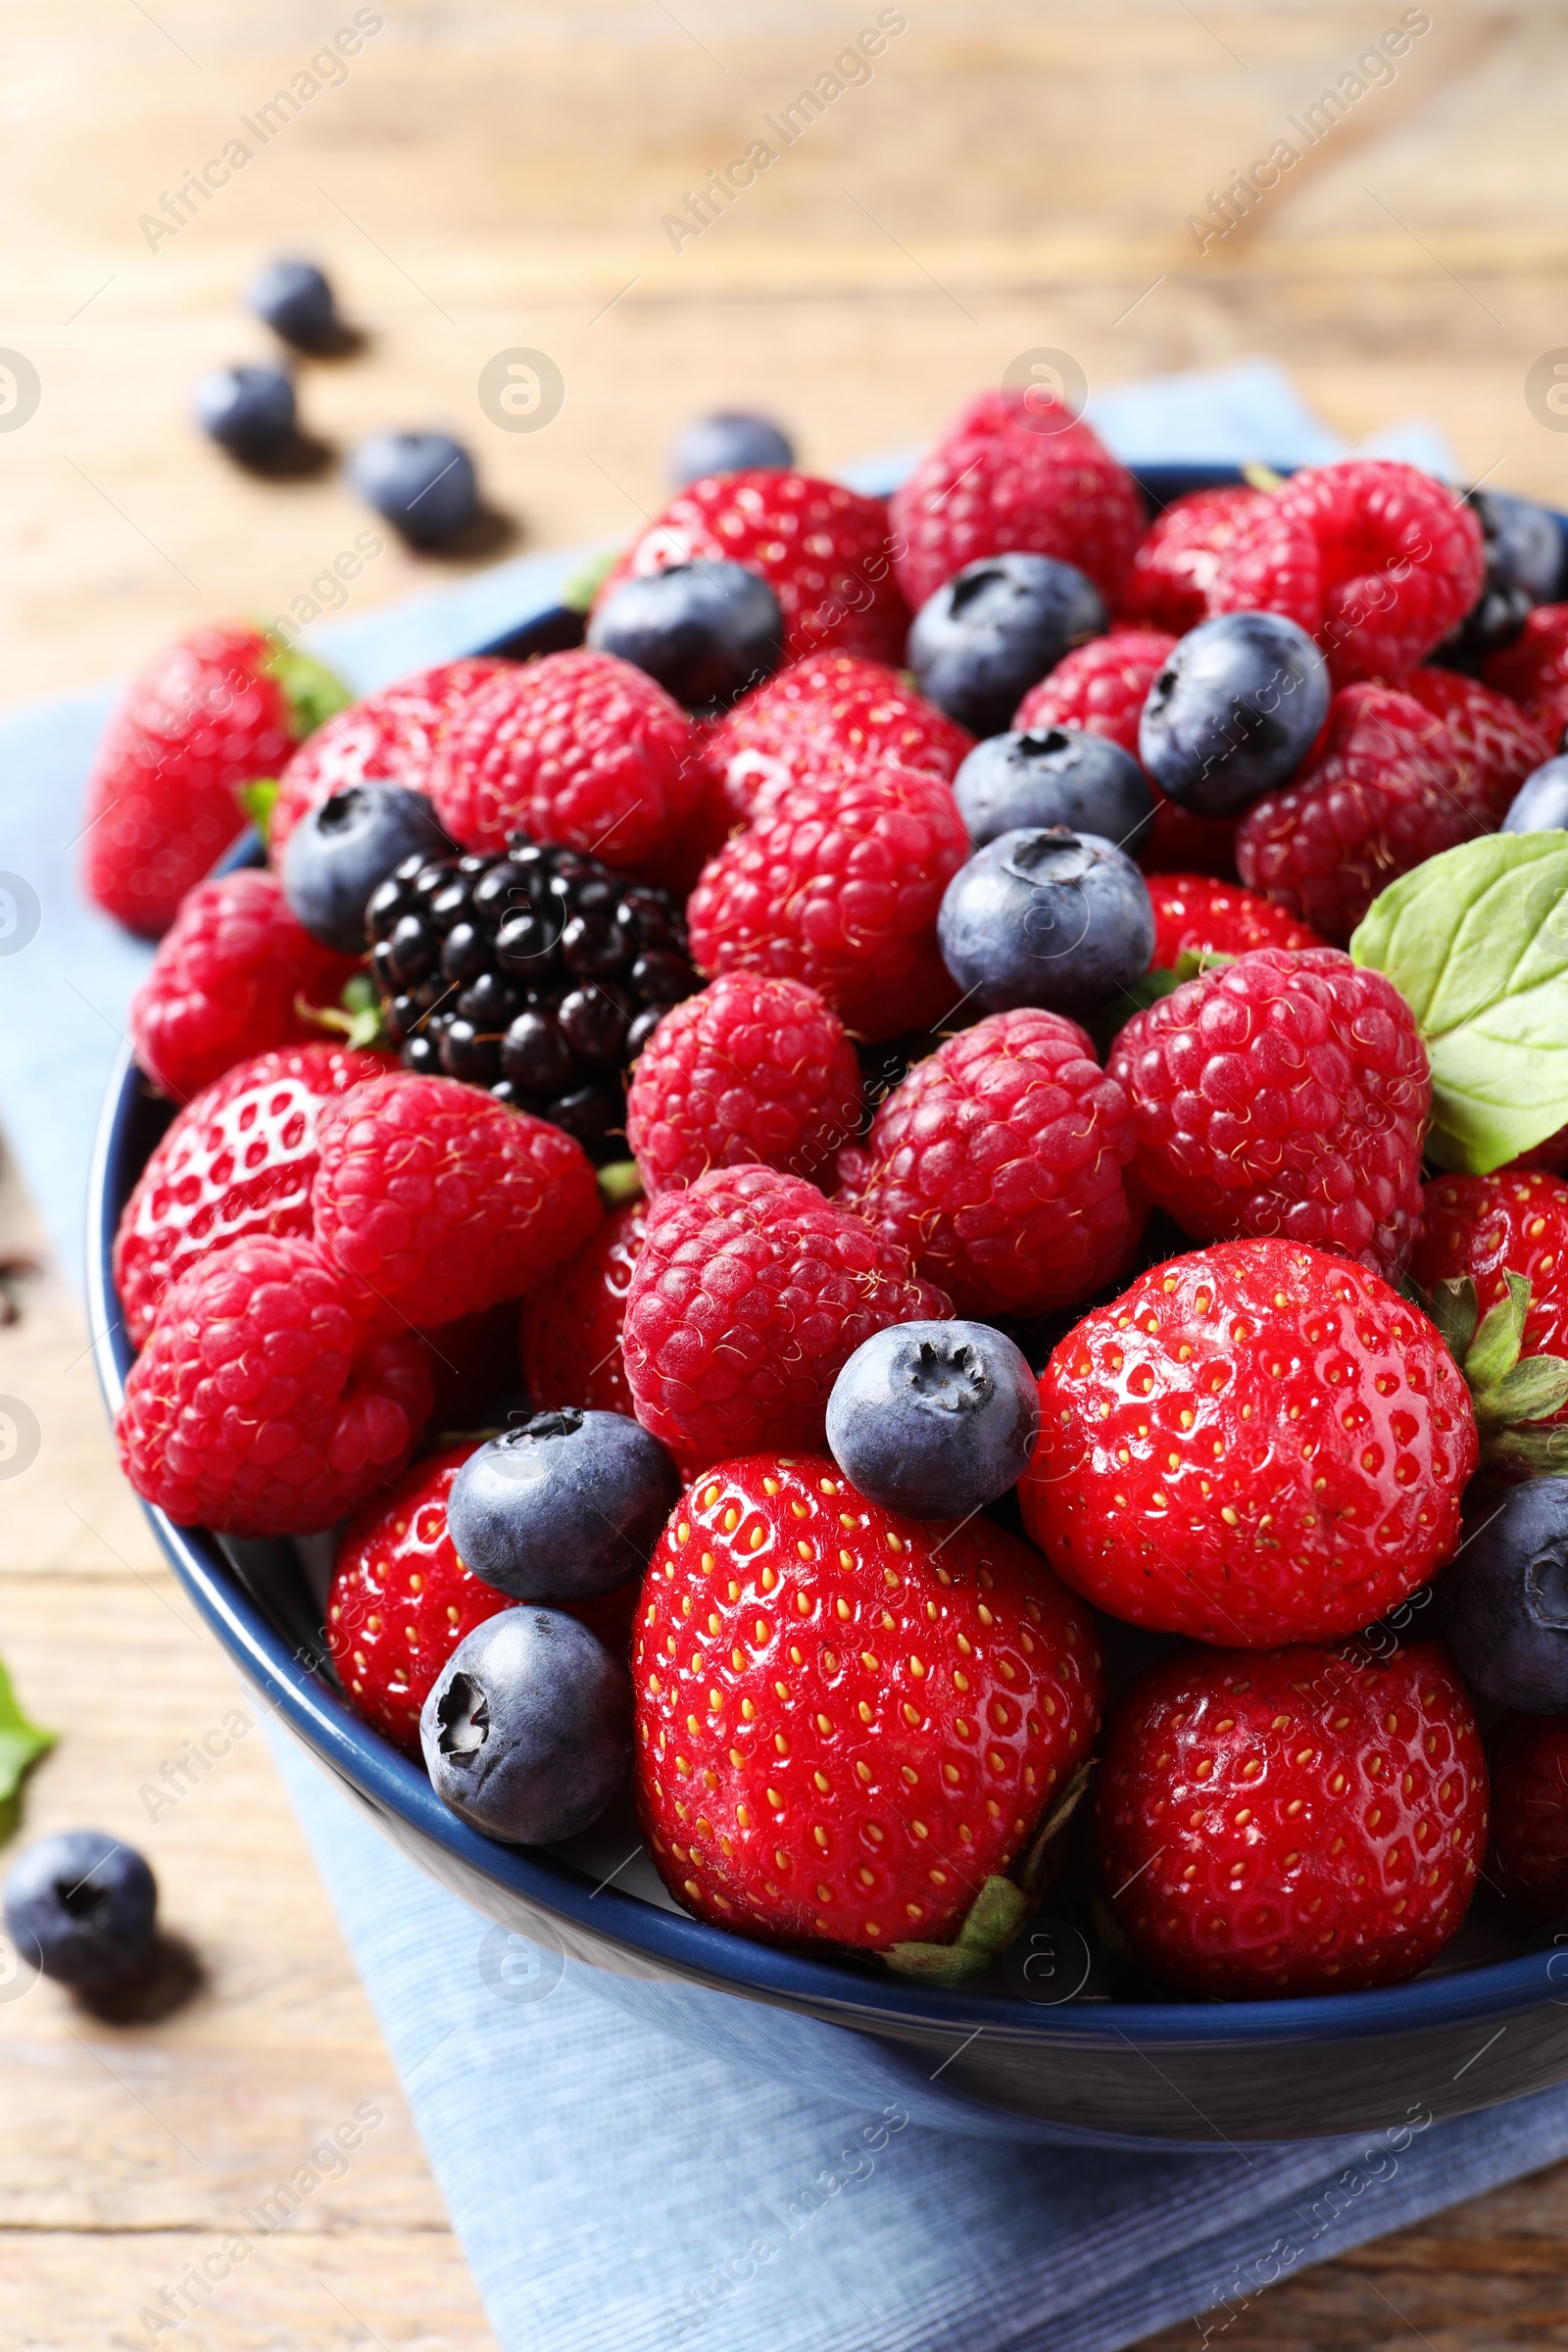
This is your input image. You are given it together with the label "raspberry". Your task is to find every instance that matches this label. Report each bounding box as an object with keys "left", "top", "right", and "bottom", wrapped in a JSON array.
[
  {"left": 116, "top": 1237, "right": 432, "bottom": 1537},
  {"left": 430, "top": 651, "right": 703, "bottom": 870},
  {"left": 1144, "top": 872, "right": 1324, "bottom": 967},
  {"left": 113, "top": 1042, "right": 392, "bottom": 1348},
  {"left": 1235, "top": 683, "right": 1474, "bottom": 944},
  {"left": 1015, "top": 629, "right": 1237, "bottom": 877},
  {"left": 1485, "top": 603, "right": 1568, "bottom": 736},
  {"left": 312, "top": 1073, "right": 602, "bottom": 1330},
  {"left": 128, "top": 868, "right": 361, "bottom": 1103},
  {"left": 520, "top": 1200, "right": 646, "bottom": 1419},
  {"left": 1487, "top": 1713, "right": 1568, "bottom": 1923},
  {"left": 596, "top": 470, "right": 908, "bottom": 666},
  {"left": 1108, "top": 947, "right": 1430, "bottom": 1276},
  {"left": 1203, "top": 494, "right": 1323, "bottom": 636},
  {"left": 836, "top": 1008, "right": 1137, "bottom": 1319},
  {"left": 889, "top": 389, "right": 1145, "bottom": 612},
  {"left": 686, "top": 766, "right": 969, "bottom": 1042},
  {"left": 1411, "top": 1170, "right": 1568, "bottom": 1414},
  {"left": 621, "top": 1164, "right": 950, "bottom": 1462},
  {"left": 709, "top": 654, "right": 973, "bottom": 813},
  {"left": 1273, "top": 459, "right": 1486, "bottom": 686},
  {"left": 1396, "top": 667, "right": 1554, "bottom": 825},
  {"left": 626, "top": 975, "right": 862, "bottom": 1196},
  {"left": 268, "top": 657, "right": 509, "bottom": 852},
  {"left": 1119, "top": 486, "right": 1262, "bottom": 634}
]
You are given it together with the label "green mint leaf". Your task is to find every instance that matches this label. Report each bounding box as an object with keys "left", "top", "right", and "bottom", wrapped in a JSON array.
[
  {"left": 1349, "top": 833, "right": 1568, "bottom": 1172},
  {"left": 236, "top": 777, "right": 281, "bottom": 835},
  {"left": 561, "top": 545, "right": 620, "bottom": 613},
  {"left": 0, "top": 1654, "right": 53, "bottom": 1840},
  {"left": 265, "top": 643, "right": 355, "bottom": 738}
]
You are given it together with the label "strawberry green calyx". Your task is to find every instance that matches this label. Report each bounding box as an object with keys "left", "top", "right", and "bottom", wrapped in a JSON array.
[
  {"left": 1426, "top": 1272, "right": 1568, "bottom": 1475},
  {"left": 264, "top": 639, "right": 355, "bottom": 738},
  {"left": 298, "top": 973, "right": 388, "bottom": 1054},
  {"left": 596, "top": 1159, "right": 644, "bottom": 1210},
  {"left": 236, "top": 777, "right": 281, "bottom": 834},
  {"left": 562, "top": 545, "right": 620, "bottom": 614},
  {"left": 885, "top": 1761, "right": 1095, "bottom": 1986}
]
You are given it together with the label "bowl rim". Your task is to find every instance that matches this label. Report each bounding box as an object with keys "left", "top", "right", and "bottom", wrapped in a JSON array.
[{"left": 87, "top": 457, "right": 1568, "bottom": 2050}]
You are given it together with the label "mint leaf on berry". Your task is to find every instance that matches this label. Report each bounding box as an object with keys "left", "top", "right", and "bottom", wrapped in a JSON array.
[
  {"left": 1350, "top": 832, "right": 1568, "bottom": 1173},
  {"left": 0, "top": 1653, "right": 53, "bottom": 1842}
]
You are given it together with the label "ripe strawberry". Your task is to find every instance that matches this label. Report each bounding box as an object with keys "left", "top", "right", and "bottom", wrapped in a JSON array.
[
  {"left": 596, "top": 470, "right": 908, "bottom": 666},
  {"left": 1021, "top": 1239, "right": 1478, "bottom": 1646},
  {"left": 1096, "top": 1641, "right": 1487, "bottom": 1995},
  {"left": 634, "top": 1451, "right": 1103, "bottom": 1954},
  {"left": 81, "top": 625, "right": 348, "bottom": 938},
  {"left": 1119, "top": 485, "right": 1263, "bottom": 635},
  {"left": 1235, "top": 683, "right": 1474, "bottom": 944},
  {"left": 520, "top": 1199, "right": 647, "bottom": 1420},
  {"left": 709, "top": 652, "right": 973, "bottom": 814},
  {"left": 1487, "top": 1713, "right": 1568, "bottom": 1923},
  {"left": 113, "top": 1041, "right": 392, "bottom": 1348},
  {"left": 1396, "top": 668, "right": 1554, "bottom": 826},
  {"left": 889, "top": 388, "right": 1145, "bottom": 612},
  {"left": 1411, "top": 1170, "right": 1568, "bottom": 1417},
  {"left": 128, "top": 868, "right": 362, "bottom": 1103},
  {"left": 268, "top": 657, "right": 510, "bottom": 854},
  {"left": 1108, "top": 948, "right": 1430, "bottom": 1277},
  {"left": 1144, "top": 872, "right": 1324, "bottom": 968},
  {"left": 1271, "top": 460, "right": 1486, "bottom": 686}
]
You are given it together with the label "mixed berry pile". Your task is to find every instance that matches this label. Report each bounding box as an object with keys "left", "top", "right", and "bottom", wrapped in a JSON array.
[{"left": 95, "top": 388, "right": 1568, "bottom": 2001}]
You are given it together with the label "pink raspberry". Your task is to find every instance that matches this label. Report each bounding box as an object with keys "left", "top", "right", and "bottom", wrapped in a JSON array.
[
  {"left": 268, "top": 658, "right": 510, "bottom": 853},
  {"left": 1396, "top": 667, "right": 1555, "bottom": 825},
  {"left": 1485, "top": 605, "right": 1568, "bottom": 742},
  {"left": 312, "top": 1073, "right": 602, "bottom": 1330},
  {"left": 1203, "top": 495, "right": 1324, "bottom": 636},
  {"left": 685, "top": 765, "right": 969, "bottom": 1042},
  {"left": 710, "top": 653, "right": 973, "bottom": 813},
  {"left": 623, "top": 1164, "right": 950, "bottom": 1462},
  {"left": 116, "top": 1237, "right": 432, "bottom": 1538},
  {"left": 129, "top": 869, "right": 360, "bottom": 1103},
  {"left": 1236, "top": 683, "right": 1474, "bottom": 944},
  {"left": 889, "top": 389, "right": 1145, "bottom": 611},
  {"left": 431, "top": 650, "right": 703, "bottom": 869},
  {"left": 1107, "top": 946, "right": 1431, "bottom": 1277},
  {"left": 836, "top": 1008, "right": 1137, "bottom": 1319},
  {"left": 1271, "top": 460, "right": 1486, "bottom": 685},
  {"left": 626, "top": 975, "right": 861, "bottom": 1196},
  {"left": 1119, "top": 486, "right": 1263, "bottom": 634}
]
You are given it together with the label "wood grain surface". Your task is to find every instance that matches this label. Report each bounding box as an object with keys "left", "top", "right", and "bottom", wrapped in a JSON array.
[{"left": 4, "top": 6, "right": 1568, "bottom": 2347}]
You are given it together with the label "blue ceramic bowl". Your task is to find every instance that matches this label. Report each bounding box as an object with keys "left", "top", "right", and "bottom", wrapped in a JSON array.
[{"left": 89, "top": 464, "right": 1568, "bottom": 2150}]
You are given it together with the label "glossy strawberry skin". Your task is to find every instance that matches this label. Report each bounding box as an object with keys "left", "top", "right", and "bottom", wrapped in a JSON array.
[
  {"left": 1411, "top": 1171, "right": 1568, "bottom": 1422},
  {"left": 1487, "top": 1713, "right": 1568, "bottom": 1923},
  {"left": 1120, "top": 485, "right": 1263, "bottom": 635},
  {"left": 1144, "top": 873, "right": 1325, "bottom": 967},
  {"left": 1021, "top": 1239, "right": 1478, "bottom": 1646},
  {"left": 519, "top": 1200, "right": 647, "bottom": 1420},
  {"left": 634, "top": 1452, "right": 1103, "bottom": 1953}
]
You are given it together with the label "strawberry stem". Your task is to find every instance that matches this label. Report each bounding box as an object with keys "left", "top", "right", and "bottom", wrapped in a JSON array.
[
  {"left": 1427, "top": 1272, "right": 1568, "bottom": 1470},
  {"left": 884, "top": 1761, "right": 1096, "bottom": 1986}
]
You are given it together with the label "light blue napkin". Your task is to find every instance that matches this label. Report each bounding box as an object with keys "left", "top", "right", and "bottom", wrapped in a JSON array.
[{"left": 12, "top": 363, "right": 1565, "bottom": 2352}]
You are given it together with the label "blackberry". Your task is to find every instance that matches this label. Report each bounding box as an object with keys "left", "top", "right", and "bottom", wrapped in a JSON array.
[{"left": 367, "top": 836, "right": 697, "bottom": 1161}]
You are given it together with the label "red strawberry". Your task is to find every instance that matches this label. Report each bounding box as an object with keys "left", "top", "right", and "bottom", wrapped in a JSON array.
[
  {"left": 1396, "top": 668, "right": 1554, "bottom": 826},
  {"left": 635, "top": 1451, "right": 1103, "bottom": 1955},
  {"left": 1235, "top": 683, "right": 1474, "bottom": 944},
  {"left": 268, "top": 657, "right": 510, "bottom": 854},
  {"left": 1487, "top": 1713, "right": 1568, "bottom": 1923},
  {"left": 1411, "top": 1171, "right": 1568, "bottom": 1418},
  {"left": 1144, "top": 872, "right": 1325, "bottom": 968},
  {"left": 1096, "top": 1640, "right": 1488, "bottom": 1995},
  {"left": 1022, "top": 1239, "right": 1478, "bottom": 1646},
  {"left": 1107, "top": 948, "right": 1430, "bottom": 1278},
  {"left": 709, "top": 653, "right": 974, "bottom": 812},
  {"left": 889, "top": 389, "right": 1145, "bottom": 612},
  {"left": 81, "top": 625, "right": 348, "bottom": 939},
  {"left": 520, "top": 1199, "right": 647, "bottom": 1419},
  {"left": 1270, "top": 460, "right": 1486, "bottom": 686},
  {"left": 597, "top": 471, "right": 908, "bottom": 666},
  {"left": 1119, "top": 485, "right": 1262, "bottom": 634},
  {"left": 113, "top": 1041, "right": 392, "bottom": 1348},
  {"left": 128, "top": 869, "right": 361, "bottom": 1103}
]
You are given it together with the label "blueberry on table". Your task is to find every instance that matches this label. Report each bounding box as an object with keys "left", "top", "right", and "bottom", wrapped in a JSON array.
[
  {"left": 420, "top": 1607, "right": 632, "bottom": 1843},
  {"left": 825, "top": 1320, "right": 1041, "bottom": 1519},
  {"left": 906, "top": 553, "right": 1107, "bottom": 738},
  {"left": 247, "top": 257, "right": 341, "bottom": 353},
  {"left": 3, "top": 1830, "right": 157, "bottom": 1990},
  {"left": 954, "top": 726, "right": 1153, "bottom": 856},
  {"left": 1502, "top": 755, "right": 1568, "bottom": 836},
  {"left": 281, "top": 784, "right": 454, "bottom": 955},
  {"left": 587, "top": 561, "right": 785, "bottom": 711},
  {"left": 447, "top": 1407, "right": 680, "bottom": 1601},
  {"left": 1441, "top": 1477, "right": 1568, "bottom": 1711},
  {"left": 192, "top": 364, "right": 296, "bottom": 465},
  {"left": 1138, "top": 610, "right": 1330, "bottom": 817},
  {"left": 669, "top": 411, "right": 794, "bottom": 486},
  {"left": 938, "top": 825, "right": 1154, "bottom": 1017},
  {"left": 347, "top": 430, "right": 478, "bottom": 547}
]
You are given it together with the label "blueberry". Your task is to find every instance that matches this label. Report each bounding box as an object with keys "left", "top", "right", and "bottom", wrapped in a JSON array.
[
  {"left": 448, "top": 1407, "right": 680, "bottom": 1601},
  {"left": 1502, "top": 755, "right": 1568, "bottom": 835},
  {"left": 954, "top": 726, "right": 1154, "bottom": 856},
  {"left": 192, "top": 364, "right": 295, "bottom": 465},
  {"left": 281, "top": 785, "right": 454, "bottom": 955},
  {"left": 825, "top": 1320, "right": 1041, "bottom": 1519},
  {"left": 247, "top": 257, "right": 340, "bottom": 353},
  {"left": 938, "top": 826, "right": 1154, "bottom": 1017},
  {"left": 1484, "top": 489, "right": 1566, "bottom": 604},
  {"left": 669, "top": 411, "right": 794, "bottom": 486},
  {"left": 586, "top": 561, "right": 785, "bottom": 711},
  {"left": 348, "top": 430, "right": 478, "bottom": 547},
  {"left": 3, "top": 1830, "right": 157, "bottom": 1990},
  {"left": 906, "top": 554, "right": 1107, "bottom": 737},
  {"left": 1441, "top": 1477, "right": 1568, "bottom": 1710},
  {"left": 420, "top": 1606, "right": 632, "bottom": 1844},
  {"left": 1138, "top": 612, "right": 1330, "bottom": 817}
]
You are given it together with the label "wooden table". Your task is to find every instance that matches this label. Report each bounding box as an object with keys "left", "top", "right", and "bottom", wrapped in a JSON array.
[{"left": 4, "top": 6, "right": 1568, "bottom": 2345}]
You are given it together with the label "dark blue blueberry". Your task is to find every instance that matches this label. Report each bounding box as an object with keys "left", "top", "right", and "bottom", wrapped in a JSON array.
[
  {"left": 192, "top": 364, "right": 295, "bottom": 465},
  {"left": 1502, "top": 755, "right": 1568, "bottom": 836},
  {"left": 938, "top": 826, "right": 1154, "bottom": 1017},
  {"left": 586, "top": 560, "right": 785, "bottom": 711},
  {"left": 1485, "top": 489, "right": 1567, "bottom": 604},
  {"left": 954, "top": 726, "right": 1153, "bottom": 856},
  {"left": 447, "top": 1407, "right": 680, "bottom": 1601},
  {"left": 1138, "top": 612, "right": 1330, "bottom": 817},
  {"left": 825, "top": 1320, "right": 1041, "bottom": 1519},
  {"left": 281, "top": 785, "right": 454, "bottom": 955},
  {"left": 247, "top": 257, "right": 340, "bottom": 353},
  {"left": 1441, "top": 1477, "right": 1568, "bottom": 1710},
  {"left": 420, "top": 1607, "right": 632, "bottom": 1843},
  {"left": 348, "top": 430, "right": 478, "bottom": 547},
  {"left": 907, "top": 554, "right": 1107, "bottom": 737},
  {"left": 669, "top": 411, "right": 794, "bottom": 486},
  {"left": 3, "top": 1830, "right": 157, "bottom": 1990}
]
